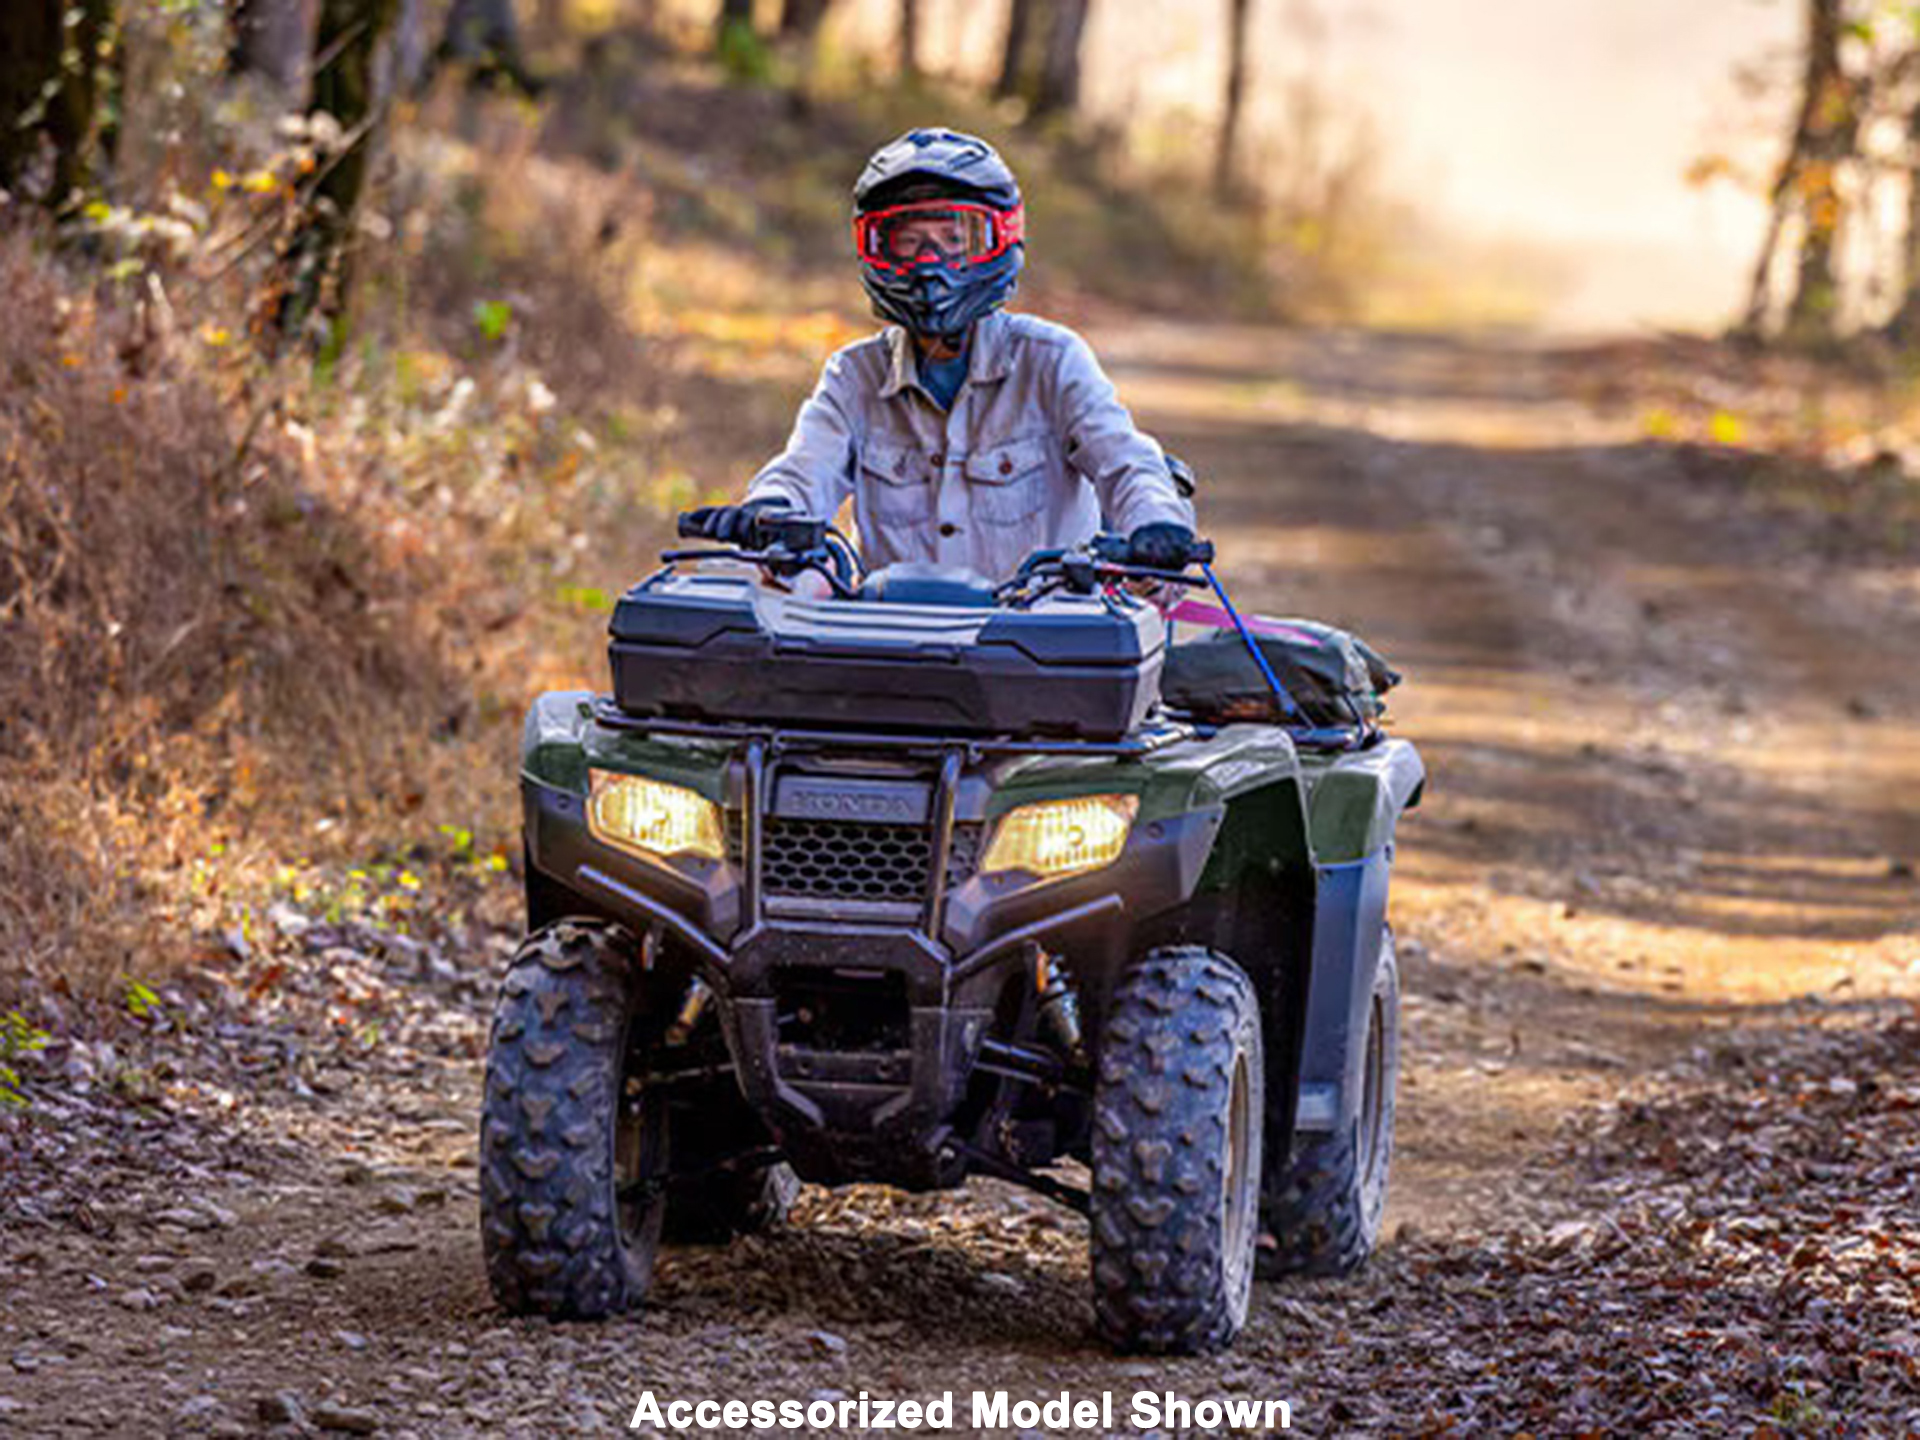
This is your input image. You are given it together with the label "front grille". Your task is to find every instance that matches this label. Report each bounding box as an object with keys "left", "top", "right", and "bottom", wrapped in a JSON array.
[
  {"left": 762, "top": 817, "right": 932, "bottom": 903},
  {"left": 946, "top": 822, "right": 983, "bottom": 885},
  {"left": 726, "top": 803, "right": 983, "bottom": 909}
]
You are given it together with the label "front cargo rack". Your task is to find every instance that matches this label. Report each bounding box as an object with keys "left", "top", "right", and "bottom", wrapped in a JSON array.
[{"left": 588, "top": 698, "right": 1198, "bottom": 759}]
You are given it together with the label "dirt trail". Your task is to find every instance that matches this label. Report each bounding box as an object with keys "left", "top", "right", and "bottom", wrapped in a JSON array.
[
  {"left": 6, "top": 325, "right": 1920, "bottom": 1437},
  {"left": 1100, "top": 321, "right": 1920, "bottom": 1234}
]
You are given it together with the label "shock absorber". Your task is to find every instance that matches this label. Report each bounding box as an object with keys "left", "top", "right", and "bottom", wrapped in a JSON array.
[
  {"left": 665, "top": 977, "right": 711, "bottom": 1047},
  {"left": 1034, "top": 948, "right": 1085, "bottom": 1065}
]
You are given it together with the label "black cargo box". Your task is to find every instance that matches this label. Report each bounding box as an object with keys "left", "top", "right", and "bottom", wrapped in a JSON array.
[{"left": 608, "top": 570, "right": 1165, "bottom": 739}]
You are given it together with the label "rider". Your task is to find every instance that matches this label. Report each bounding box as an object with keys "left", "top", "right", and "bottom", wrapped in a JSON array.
[{"left": 683, "top": 127, "right": 1199, "bottom": 582}]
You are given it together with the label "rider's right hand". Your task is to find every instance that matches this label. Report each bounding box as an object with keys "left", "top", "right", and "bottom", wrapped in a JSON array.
[{"left": 679, "top": 495, "right": 792, "bottom": 546}]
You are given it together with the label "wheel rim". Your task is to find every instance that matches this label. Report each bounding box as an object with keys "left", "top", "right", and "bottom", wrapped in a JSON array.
[
  {"left": 1222, "top": 1049, "right": 1257, "bottom": 1271},
  {"left": 1358, "top": 989, "right": 1387, "bottom": 1190}
]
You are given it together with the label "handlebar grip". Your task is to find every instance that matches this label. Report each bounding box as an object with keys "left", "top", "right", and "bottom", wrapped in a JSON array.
[
  {"left": 676, "top": 512, "right": 703, "bottom": 539},
  {"left": 1190, "top": 538, "right": 1215, "bottom": 566}
]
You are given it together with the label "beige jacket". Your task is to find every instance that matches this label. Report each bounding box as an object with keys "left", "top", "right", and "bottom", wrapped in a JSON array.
[{"left": 747, "top": 310, "right": 1194, "bottom": 582}]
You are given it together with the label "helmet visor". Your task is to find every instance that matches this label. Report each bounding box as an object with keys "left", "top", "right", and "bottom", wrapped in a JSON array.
[{"left": 855, "top": 201, "right": 1024, "bottom": 272}]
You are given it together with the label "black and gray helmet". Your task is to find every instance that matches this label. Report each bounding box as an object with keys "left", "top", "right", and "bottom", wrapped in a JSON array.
[{"left": 852, "top": 128, "right": 1025, "bottom": 341}]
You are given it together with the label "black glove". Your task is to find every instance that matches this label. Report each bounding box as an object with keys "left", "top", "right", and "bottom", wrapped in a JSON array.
[
  {"left": 1125, "top": 521, "right": 1199, "bottom": 571},
  {"left": 679, "top": 495, "right": 791, "bottom": 546}
]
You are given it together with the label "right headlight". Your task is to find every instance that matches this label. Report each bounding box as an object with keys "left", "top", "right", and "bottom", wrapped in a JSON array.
[
  {"left": 981, "top": 794, "right": 1138, "bottom": 881},
  {"left": 587, "top": 770, "right": 726, "bottom": 862}
]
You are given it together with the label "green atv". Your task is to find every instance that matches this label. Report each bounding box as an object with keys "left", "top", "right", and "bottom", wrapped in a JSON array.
[{"left": 481, "top": 512, "right": 1422, "bottom": 1355}]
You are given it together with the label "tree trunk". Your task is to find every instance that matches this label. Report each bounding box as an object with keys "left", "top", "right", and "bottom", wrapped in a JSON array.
[
  {"left": 779, "top": 0, "right": 832, "bottom": 40},
  {"left": 434, "top": 0, "right": 541, "bottom": 95},
  {"left": 49, "top": 0, "right": 111, "bottom": 203},
  {"left": 716, "top": 0, "right": 753, "bottom": 49},
  {"left": 1888, "top": 91, "right": 1920, "bottom": 342},
  {"left": 1783, "top": 0, "right": 1855, "bottom": 344},
  {"left": 1029, "top": 0, "right": 1088, "bottom": 120},
  {"left": 275, "top": 0, "right": 400, "bottom": 341},
  {"left": 393, "top": 0, "right": 434, "bottom": 93},
  {"left": 994, "top": 0, "right": 1038, "bottom": 100},
  {"left": 899, "top": 0, "right": 920, "bottom": 79},
  {"left": 1214, "top": 0, "right": 1252, "bottom": 199},
  {"left": 0, "top": 0, "right": 112, "bottom": 205},
  {"left": 230, "top": 0, "right": 309, "bottom": 90},
  {"left": 0, "top": 2, "right": 62, "bottom": 192}
]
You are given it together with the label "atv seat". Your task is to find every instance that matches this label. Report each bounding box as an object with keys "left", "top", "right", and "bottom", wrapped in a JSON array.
[{"left": 857, "top": 562, "right": 997, "bottom": 608}]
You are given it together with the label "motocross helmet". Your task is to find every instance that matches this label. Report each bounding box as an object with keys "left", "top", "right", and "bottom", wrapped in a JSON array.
[{"left": 852, "top": 128, "right": 1025, "bottom": 342}]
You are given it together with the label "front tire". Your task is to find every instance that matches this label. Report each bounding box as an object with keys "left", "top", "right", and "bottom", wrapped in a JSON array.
[
  {"left": 1258, "top": 927, "right": 1399, "bottom": 1277},
  {"left": 1090, "top": 946, "right": 1263, "bottom": 1355},
  {"left": 479, "top": 921, "right": 666, "bottom": 1319}
]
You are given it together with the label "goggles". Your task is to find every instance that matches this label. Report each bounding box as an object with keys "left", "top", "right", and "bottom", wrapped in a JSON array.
[{"left": 853, "top": 199, "right": 1025, "bottom": 273}]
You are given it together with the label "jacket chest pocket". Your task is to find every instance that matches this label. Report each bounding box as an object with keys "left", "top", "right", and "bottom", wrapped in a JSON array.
[
  {"left": 861, "top": 438, "right": 937, "bottom": 527},
  {"left": 964, "top": 436, "right": 1051, "bottom": 527}
]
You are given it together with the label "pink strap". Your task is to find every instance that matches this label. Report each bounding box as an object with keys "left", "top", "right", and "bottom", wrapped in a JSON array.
[{"left": 1169, "top": 599, "right": 1321, "bottom": 646}]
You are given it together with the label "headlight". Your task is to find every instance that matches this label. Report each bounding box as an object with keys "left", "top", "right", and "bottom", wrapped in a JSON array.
[
  {"left": 981, "top": 794, "right": 1138, "bottom": 880},
  {"left": 587, "top": 770, "right": 725, "bottom": 862}
]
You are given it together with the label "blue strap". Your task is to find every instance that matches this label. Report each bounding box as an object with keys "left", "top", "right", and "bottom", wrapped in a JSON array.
[{"left": 1201, "top": 563, "right": 1302, "bottom": 720}]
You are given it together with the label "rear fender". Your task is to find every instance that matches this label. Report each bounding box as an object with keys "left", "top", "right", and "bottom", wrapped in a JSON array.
[{"left": 1294, "top": 736, "right": 1424, "bottom": 1136}]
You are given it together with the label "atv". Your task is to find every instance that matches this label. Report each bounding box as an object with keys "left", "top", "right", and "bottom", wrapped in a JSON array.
[{"left": 480, "top": 510, "right": 1423, "bottom": 1355}]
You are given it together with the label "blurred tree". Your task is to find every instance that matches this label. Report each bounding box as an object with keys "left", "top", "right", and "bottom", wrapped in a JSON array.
[
  {"left": 780, "top": 0, "right": 834, "bottom": 41},
  {"left": 1743, "top": 0, "right": 1860, "bottom": 342},
  {"left": 230, "top": 0, "right": 309, "bottom": 90},
  {"left": 993, "top": 0, "right": 1036, "bottom": 101},
  {"left": 1783, "top": 0, "right": 1857, "bottom": 343},
  {"left": 1891, "top": 86, "right": 1920, "bottom": 340},
  {"left": 900, "top": 0, "right": 920, "bottom": 81},
  {"left": 716, "top": 0, "right": 754, "bottom": 49},
  {"left": 1029, "top": 0, "right": 1090, "bottom": 120},
  {"left": 275, "top": 0, "right": 400, "bottom": 339},
  {"left": 0, "top": 0, "right": 114, "bottom": 206},
  {"left": 393, "top": 0, "right": 435, "bottom": 92},
  {"left": 995, "top": 0, "right": 1090, "bottom": 119},
  {"left": 1215, "top": 0, "right": 1251, "bottom": 198},
  {"left": 434, "top": 0, "right": 542, "bottom": 95}
]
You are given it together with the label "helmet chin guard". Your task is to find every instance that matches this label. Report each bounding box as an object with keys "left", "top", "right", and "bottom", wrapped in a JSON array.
[{"left": 853, "top": 128, "right": 1025, "bottom": 341}]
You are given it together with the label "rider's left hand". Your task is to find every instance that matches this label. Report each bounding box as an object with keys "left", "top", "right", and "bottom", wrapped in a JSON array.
[{"left": 1125, "top": 521, "right": 1198, "bottom": 571}]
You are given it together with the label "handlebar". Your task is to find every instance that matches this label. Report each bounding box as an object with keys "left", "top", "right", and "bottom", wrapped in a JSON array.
[
  {"left": 667, "top": 510, "right": 864, "bottom": 596},
  {"left": 667, "top": 512, "right": 1215, "bottom": 606},
  {"left": 1086, "top": 532, "right": 1215, "bottom": 567}
]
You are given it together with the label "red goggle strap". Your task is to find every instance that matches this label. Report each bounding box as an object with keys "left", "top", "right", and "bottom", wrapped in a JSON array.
[{"left": 852, "top": 201, "right": 1025, "bottom": 264}]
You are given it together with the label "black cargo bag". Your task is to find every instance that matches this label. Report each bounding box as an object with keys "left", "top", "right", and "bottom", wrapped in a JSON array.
[{"left": 1161, "top": 620, "right": 1401, "bottom": 729}]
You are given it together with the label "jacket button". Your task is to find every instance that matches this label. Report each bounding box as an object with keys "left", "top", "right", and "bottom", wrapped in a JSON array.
[
  {"left": 999, "top": 455, "right": 1013, "bottom": 475},
  {"left": 939, "top": 522, "right": 958, "bottom": 537},
  {"left": 931, "top": 453, "right": 945, "bottom": 468}
]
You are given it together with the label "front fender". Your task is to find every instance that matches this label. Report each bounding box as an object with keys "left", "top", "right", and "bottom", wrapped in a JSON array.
[
  {"left": 521, "top": 690, "right": 596, "bottom": 793},
  {"left": 1292, "top": 735, "right": 1423, "bottom": 1135},
  {"left": 1303, "top": 736, "right": 1425, "bottom": 865}
]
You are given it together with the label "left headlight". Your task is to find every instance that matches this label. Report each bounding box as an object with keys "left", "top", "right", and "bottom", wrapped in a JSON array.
[
  {"left": 981, "top": 794, "right": 1138, "bottom": 880},
  {"left": 587, "top": 770, "right": 726, "bottom": 862}
]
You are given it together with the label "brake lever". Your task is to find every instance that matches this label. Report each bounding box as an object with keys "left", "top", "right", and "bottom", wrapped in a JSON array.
[
  {"left": 1093, "top": 563, "right": 1209, "bottom": 588},
  {"left": 660, "top": 545, "right": 758, "bottom": 564}
]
